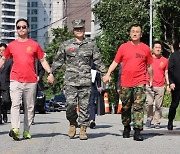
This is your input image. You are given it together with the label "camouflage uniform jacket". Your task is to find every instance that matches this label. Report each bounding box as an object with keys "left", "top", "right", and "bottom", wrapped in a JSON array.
[{"left": 51, "top": 37, "right": 106, "bottom": 86}]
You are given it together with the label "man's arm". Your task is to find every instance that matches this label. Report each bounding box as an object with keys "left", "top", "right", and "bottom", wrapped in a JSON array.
[
  {"left": 103, "top": 61, "right": 118, "bottom": 83},
  {"left": 147, "top": 64, "right": 153, "bottom": 87},
  {"left": 165, "top": 69, "right": 171, "bottom": 93},
  {"left": 0, "top": 56, "right": 6, "bottom": 69},
  {"left": 40, "top": 57, "right": 54, "bottom": 84}
]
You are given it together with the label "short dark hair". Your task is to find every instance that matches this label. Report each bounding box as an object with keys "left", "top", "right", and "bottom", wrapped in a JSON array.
[
  {"left": 0, "top": 43, "right": 7, "bottom": 48},
  {"left": 16, "top": 18, "right": 29, "bottom": 28},
  {"left": 153, "top": 40, "right": 162, "bottom": 48},
  {"left": 129, "top": 24, "right": 142, "bottom": 32}
]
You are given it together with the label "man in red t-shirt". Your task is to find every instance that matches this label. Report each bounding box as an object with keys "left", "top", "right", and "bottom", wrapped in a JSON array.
[
  {"left": 0, "top": 18, "right": 54, "bottom": 141},
  {"left": 145, "top": 41, "right": 170, "bottom": 128},
  {"left": 103, "top": 24, "right": 153, "bottom": 141}
]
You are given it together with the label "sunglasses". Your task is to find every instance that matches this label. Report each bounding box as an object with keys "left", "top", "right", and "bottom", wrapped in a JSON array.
[{"left": 17, "top": 25, "right": 27, "bottom": 30}]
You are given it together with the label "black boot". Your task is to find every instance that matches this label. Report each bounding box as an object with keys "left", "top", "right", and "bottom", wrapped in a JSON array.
[
  {"left": 3, "top": 114, "right": 8, "bottom": 123},
  {"left": 123, "top": 125, "right": 131, "bottom": 138},
  {"left": 133, "top": 128, "right": 143, "bottom": 141},
  {"left": 0, "top": 115, "right": 2, "bottom": 124},
  {"left": 2, "top": 108, "right": 8, "bottom": 123},
  {"left": 167, "top": 121, "right": 173, "bottom": 130}
]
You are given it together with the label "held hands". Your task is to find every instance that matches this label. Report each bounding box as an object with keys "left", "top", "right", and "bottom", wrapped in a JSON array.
[
  {"left": 47, "top": 74, "right": 54, "bottom": 84},
  {"left": 102, "top": 73, "right": 111, "bottom": 83},
  {"left": 169, "top": 83, "right": 175, "bottom": 91}
]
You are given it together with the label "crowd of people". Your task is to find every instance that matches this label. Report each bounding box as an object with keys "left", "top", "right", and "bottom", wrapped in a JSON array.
[{"left": 0, "top": 18, "right": 180, "bottom": 142}]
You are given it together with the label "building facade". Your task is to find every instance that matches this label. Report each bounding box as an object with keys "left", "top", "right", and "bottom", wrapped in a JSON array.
[{"left": 0, "top": 0, "right": 27, "bottom": 44}]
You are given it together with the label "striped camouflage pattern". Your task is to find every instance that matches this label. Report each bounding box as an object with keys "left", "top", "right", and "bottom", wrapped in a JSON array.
[
  {"left": 120, "top": 85, "right": 146, "bottom": 130},
  {"left": 65, "top": 85, "right": 91, "bottom": 126},
  {"left": 51, "top": 37, "right": 106, "bottom": 86}
]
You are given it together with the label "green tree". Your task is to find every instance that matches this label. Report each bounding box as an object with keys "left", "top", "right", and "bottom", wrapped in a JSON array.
[
  {"left": 44, "top": 27, "right": 73, "bottom": 97},
  {"left": 154, "top": 0, "right": 180, "bottom": 54}
]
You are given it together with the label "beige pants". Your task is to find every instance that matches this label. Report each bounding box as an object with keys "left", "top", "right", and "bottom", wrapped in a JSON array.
[
  {"left": 145, "top": 86, "right": 165, "bottom": 125},
  {"left": 10, "top": 80, "right": 37, "bottom": 131}
]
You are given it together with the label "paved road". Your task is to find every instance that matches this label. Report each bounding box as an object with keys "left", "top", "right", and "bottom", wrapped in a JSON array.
[{"left": 0, "top": 111, "right": 180, "bottom": 154}]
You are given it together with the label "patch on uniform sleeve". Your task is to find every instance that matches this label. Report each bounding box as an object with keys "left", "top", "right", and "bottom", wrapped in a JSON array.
[{"left": 68, "top": 48, "right": 75, "bottom": 52}]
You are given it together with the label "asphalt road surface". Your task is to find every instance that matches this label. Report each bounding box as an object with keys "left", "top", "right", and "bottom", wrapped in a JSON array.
[{"left": 0, "top": 111, "right": 180, "bottom": 154}]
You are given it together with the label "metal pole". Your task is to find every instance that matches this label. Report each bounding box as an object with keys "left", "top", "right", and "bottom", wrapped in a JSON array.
[{"left": 150, "top": 0, "right": 153, "bottom": 49}]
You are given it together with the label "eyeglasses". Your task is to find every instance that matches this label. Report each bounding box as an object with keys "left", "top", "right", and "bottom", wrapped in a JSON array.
[{"left": 17, "top": 25, "right": 27, "bottom": 30}]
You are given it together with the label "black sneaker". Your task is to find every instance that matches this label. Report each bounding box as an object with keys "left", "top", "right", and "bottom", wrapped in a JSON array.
[{"left": 89, "top": 120, "right": 96, "bottom": 129}]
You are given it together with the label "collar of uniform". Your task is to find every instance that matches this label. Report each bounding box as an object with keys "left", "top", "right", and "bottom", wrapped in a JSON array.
[{"left": 72, "top": 37, "right": 88, "bottom": 45}]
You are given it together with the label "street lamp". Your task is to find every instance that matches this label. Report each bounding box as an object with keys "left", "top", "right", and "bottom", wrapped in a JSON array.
[{"left": 150, "top": 0, "right": 153, "bottom": 49}]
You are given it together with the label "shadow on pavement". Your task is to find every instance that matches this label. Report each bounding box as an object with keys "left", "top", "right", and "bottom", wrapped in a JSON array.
[
  {"left": 32, "top": 132, "right": 67, "bottom": 138},
  {"left": 31, "top": 121, "right": 60, "bottom": 125},
  {"left": 94, "top": 124, "right": 112, "bottom": 129},
  {"left": 89, "top": 132, "right": 121, "bottom": 139},
  {"left": 0, "top": 131, "right": 9, "bottom": 136}
]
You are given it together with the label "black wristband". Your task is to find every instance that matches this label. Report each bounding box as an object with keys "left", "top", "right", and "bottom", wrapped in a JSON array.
[{"left": 48, "top": 72, "right": 53, "bottom": 75}]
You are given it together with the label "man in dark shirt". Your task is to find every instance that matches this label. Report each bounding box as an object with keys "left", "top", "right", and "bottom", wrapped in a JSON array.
[
  {"left": 167, "top": 39, "right": 180, "bottom": 130},
  {"left": 0, "top": 43, "right": 13, "bottom": 124}
]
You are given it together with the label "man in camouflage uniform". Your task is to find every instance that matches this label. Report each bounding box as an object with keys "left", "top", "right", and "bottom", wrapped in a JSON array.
[{"left": 51, "top": 19, "right": 106, "bottom": 140}]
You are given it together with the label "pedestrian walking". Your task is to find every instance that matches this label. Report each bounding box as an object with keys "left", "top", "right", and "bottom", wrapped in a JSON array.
[
  {"left": 89, "top": 61, "right": 103, "bottom": 129},
  {"left": 103, "top": 24, "right": 153, "bottom": 141},
  {"left": 0, "top": 18, "right": 54, "bottom": 141},
  {"left": 51, "top": 19, "right": 106, "bottom": 140},
  {"left": 145, "top": 41, "right": 170, "bottom": 129},
  {"left": 167, "top": 39, "right": 180, "bottom": 130},
  {"left": 0, "top": 43, "right": 13, "bottom": 124}
]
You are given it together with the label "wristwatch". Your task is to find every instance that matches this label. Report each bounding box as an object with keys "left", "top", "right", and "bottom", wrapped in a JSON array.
[{"left": 48, "top": 71, "right": 53, "bottom": 76}]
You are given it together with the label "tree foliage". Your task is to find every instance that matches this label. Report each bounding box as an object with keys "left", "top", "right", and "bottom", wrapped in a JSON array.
[{"left": 154, "top": 0, "right": 180, "bottom": 54}]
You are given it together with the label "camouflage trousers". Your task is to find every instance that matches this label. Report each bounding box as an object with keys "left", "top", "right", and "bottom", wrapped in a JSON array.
[
  {"left": 120, "top": 85, "right": 146, "bottom": 130},
  {"left": 65, "top": 85, "right": 91, "bottom": 126}
]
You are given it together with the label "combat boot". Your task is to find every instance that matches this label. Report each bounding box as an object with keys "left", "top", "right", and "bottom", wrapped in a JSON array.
[
  {"left": 123, "top": 125, "right": 131, "bottom": 138},
  {"left": 133, "top": 128, "right": 143, "bottom": 141},
  {"left": 167, "top": 121, "right": 173, "bottom": 130},
  {"left": 68, "top": 122, "right": 78, "bottom": 139},
  {"left": 79, "top": 125, "right": 88, "bottom": 140}
]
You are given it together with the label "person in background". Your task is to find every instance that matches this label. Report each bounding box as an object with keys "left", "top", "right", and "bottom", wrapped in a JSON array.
[
  {"left": 167, "top": 39, "right": 180, "bottom": 130},
  {"left": 0, "top": 18, "right": 54, "bottom": 141},
  {"left": 32, "top": 59, "right": 45, "bottom": 124},
  {"left": 0, "top": 43, "right": 13, "bottom": 124},
  {"left": 89, "top": 61, "right": 103, "bottom": 129},
  {"left": 145, "top": 41, "right": 170, "bottom": 129},
  {"left": 103, "top": 24, "right": 153, "bottom": 141},
  {"left": 51, "top": 19, "right": 106, "bottom": 140}
]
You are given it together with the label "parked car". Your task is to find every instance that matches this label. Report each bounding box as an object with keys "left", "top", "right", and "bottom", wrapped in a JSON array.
[{"left": 50, "top": 92, "right": 66, "bottom": 112}]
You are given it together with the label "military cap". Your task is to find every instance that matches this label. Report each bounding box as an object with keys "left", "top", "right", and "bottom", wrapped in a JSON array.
[{"left": 72, "top": 19, "right": 85, "bottom": 28}]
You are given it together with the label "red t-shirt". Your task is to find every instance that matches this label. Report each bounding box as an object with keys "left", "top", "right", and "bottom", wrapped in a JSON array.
[
  {"left": 147, "top": 56, "right": 168, "bottom": 87},
  {"left": 114, "top": 41, "right": 153, "bottom": 87},
  {"left": 4, "top": 39, "right": 44, "bottom": 82}
]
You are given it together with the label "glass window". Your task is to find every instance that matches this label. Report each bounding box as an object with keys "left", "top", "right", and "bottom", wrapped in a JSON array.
[
  {"left": 31, "top": 17, "right": 37, "bottom": 22},
  {"left": 31, "top": 24, "right": 37, "bottom": 29},
  {"left": 31, "top": 9, "right": 38, "bottom": 15},
  {"left": 31, "top": 2, "right": 38, "bottom": 7}
]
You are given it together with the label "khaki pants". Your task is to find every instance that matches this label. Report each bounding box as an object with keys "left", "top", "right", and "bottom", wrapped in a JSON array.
[
  {"left": 10, "top": 80, "right": 37, "bottom": 131},
  {"left": 145, "top": 86, "right": 165, "bottom": 125}
]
